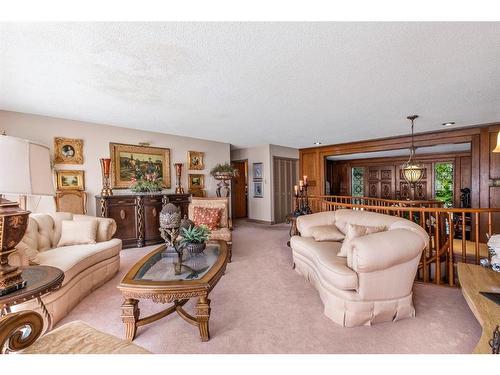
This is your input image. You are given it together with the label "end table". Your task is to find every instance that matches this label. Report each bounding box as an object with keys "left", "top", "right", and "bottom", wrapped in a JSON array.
[{"left": 0, "top": 266, "right": 64, "bottom": 333}]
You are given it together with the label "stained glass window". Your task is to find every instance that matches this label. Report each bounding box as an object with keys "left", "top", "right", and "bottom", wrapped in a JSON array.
[{"left": 351, "top": 167, "right": 364, "bottom": 197}]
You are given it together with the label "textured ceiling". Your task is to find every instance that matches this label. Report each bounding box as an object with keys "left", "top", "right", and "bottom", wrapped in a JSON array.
[{"left": 0, "top": 22, "right": 499, "bottom": 148}]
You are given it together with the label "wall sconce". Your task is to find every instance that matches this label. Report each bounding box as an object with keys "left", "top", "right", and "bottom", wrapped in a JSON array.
[{"left": 493, "top": 132, "right": 500, "bottom": 153}]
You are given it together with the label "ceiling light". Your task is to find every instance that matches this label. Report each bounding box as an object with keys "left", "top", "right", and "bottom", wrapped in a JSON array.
[
  {"left": 402, "top": 115, "right": 424, "bottom": 185},
  {"left": 442, "top": 122, "right": 455, "bottom": 127},
  {"left": 314, "top": 141, "right": 322, "bottom": 145}
]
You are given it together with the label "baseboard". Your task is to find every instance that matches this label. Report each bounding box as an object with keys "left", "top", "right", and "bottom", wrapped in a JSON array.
[{"left": 245, "top": 218, "right": 274, "bottom": 225}]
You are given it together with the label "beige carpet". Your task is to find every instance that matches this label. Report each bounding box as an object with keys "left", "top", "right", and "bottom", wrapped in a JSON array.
[{"left": 57, "top": 220, "right": 481, "bottom": 354}]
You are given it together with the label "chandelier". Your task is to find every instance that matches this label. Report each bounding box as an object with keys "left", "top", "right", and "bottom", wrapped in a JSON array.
[{"left": 402, "top": 115, "right": 424, "bottom": 185}]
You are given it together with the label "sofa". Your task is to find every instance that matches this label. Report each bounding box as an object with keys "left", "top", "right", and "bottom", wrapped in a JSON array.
[
  {"left": 188, "top": 197, "right": 232, "bottom": 261},
  {"left": 290, "top": 209, "right": 429, "bottom": 327},
  {"left": 8, "top": 212, "right": 121, "bottom": 326}
]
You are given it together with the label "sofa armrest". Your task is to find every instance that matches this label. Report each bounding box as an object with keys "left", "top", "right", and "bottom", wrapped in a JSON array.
[
  {"left": 350, "top": 228, "right": 428, "bottom": 273},
  {"left": 8, "top": 248, "right": 31, "bottom": 267},
  {"left": 296, "top": 212, "right": 336, "bottom": 237}
]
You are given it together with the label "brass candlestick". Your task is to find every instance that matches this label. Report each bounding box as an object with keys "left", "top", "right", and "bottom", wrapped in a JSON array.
[
  {"left": 174, "top": 163, "right": 184, "bottom": 194},
  {"left": 99, "top": 158, "right": 113, "bottom": 196}
]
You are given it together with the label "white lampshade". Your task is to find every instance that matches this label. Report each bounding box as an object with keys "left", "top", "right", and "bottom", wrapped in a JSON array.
[{"left": 0, "top": 135, "right": 55, "bottom": 196}]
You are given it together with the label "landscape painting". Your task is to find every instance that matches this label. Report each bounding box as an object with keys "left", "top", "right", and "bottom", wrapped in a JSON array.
[{"left": 110, "top": 143, "right": 171, "bottom": 189}]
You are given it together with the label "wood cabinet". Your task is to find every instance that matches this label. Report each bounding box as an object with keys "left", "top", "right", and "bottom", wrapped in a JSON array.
[{"left": 96, "top": 193, "right": 191, "bottom": 249}]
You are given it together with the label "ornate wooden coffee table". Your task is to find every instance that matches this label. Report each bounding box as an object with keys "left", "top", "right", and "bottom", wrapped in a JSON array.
[{"left": 118, "top": 240, "right": 228, "bottom": 342}]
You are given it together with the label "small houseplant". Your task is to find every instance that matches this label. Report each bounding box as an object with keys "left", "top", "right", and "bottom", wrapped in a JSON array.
[
  {"left": 210, "top": 163, "right": 239, "bottom": 180},
  {"left": 180, "top": 225, "right": 211, "bottom": 254}
]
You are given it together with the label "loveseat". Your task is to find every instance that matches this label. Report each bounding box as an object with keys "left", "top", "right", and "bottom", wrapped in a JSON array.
[
  {"left": 290, "top": 209, "right": 429, "bottom": 327},
  {"left": 8, "top": 212, "right": 121, "bottom": 326}
]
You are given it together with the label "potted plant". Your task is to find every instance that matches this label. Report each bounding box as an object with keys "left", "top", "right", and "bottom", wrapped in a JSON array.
[
  {"left": 209, "top": 163, "right": 239, "bottom": 181},
  {"left": 129, "top": 171, "right": 164, "bottom": 193},
  {"left": 180, "top": 225, "right": 211, "bottom": 254}
]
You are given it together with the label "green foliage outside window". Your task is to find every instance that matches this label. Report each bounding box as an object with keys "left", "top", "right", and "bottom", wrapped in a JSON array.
[{"left": 434, "top": 162, "right": 454, "bottom": 207}]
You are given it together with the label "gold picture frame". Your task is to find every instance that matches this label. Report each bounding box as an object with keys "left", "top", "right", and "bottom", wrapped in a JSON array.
[
  {"left": 188, "top": 189, "right": 206, "bottom": 198},
  {"left": 188, "top": 174, "right": 205, "bottom": 190},
  {"left": 54, "top": 137, "right": 84, "bottom": 165},
  {"left": 110, "top": 142, "right": 171, "bottom": 189},
  {"left": 56, "top": 170, "right": 85, "bottom": 191},
  {"left": 188, "top": 151, "right": 204, "bottom": 170}
]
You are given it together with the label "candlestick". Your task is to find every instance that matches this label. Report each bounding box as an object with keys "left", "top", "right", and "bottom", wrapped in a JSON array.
[
  {"left": 303, "top": 175, "right": 308, "bottom": 185},
  {"left": 294, "top": 185, "right": 298, "bottom": 196}
]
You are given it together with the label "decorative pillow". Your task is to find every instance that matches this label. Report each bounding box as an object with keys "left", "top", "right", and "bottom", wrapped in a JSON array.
[
  {"left": 337, "top": 223, "right": 386, "bottom": 257},
  {"left": 193, "top": 207, "right": 222, "bottom": 231},
  {"left": 57, "top": 220, "right": 98, "bottom": 247},
  {"left": 310, "top": 225, "right": 345, "bottom": 242},
  {"left": 335, "top": 220, "right": 348, "bottom": 234}
]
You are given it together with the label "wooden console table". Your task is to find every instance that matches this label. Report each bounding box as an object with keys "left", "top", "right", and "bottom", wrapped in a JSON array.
[
  {"left": 457, "top": 263, "right": 500, "bottom": 354},
  {"left": 96, "top": 193, "right": 191, "bottom": 249}
]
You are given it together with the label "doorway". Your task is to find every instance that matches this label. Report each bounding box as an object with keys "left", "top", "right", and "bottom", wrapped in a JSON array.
[
  {"left": 273, "top": 156, "right": 299, "bottom": 223},
  {"left": 232, "top": 160, "right": 248, "bottom": 219}
]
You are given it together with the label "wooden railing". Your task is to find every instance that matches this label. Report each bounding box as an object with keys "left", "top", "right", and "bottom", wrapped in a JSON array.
[
  {"left": 308, "top": 196, "right": 500, "bottom": 286},
  {"left": 312, "top": 194, "right": 445, "bottom": 208}
]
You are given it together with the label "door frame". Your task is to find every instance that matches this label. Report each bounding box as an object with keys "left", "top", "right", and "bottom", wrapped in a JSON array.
[{"left": 231, "top": 159, "right": 248, "bottom": 219}]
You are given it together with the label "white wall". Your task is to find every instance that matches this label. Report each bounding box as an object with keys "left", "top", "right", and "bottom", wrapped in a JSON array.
[
  {"left": 231, "top": 144, "right": 298, "bottom": 223},
  {"left": 0, "top": 110, "right": 231, "bottom": 215}
]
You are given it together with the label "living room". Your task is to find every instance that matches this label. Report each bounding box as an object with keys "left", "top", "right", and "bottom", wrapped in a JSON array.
[{"left": 1, "top": 1, "right": 499, "bottom": 374}]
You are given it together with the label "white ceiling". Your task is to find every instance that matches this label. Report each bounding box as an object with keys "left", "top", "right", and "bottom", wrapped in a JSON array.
[
  {"left": 0, "top": 22, "right": 499, "bottom": 149},
  {"left": 326, "top": 143, "right": 471, "bottom": 160}
]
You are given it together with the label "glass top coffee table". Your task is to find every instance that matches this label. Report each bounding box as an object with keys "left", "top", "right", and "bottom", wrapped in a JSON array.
[{"left": 118, "top": 240, "right": 229, "bottom": 342}]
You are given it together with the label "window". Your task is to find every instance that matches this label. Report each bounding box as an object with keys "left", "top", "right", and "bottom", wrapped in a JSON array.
[
  {"left": 351, "top": 167, "right": 364, "bottom": 197},
  {"left": 434, "top": 162, "right": 454, "bottom": 207}
]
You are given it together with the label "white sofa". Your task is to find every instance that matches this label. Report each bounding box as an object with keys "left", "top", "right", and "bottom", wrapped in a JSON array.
[
  {"left": 290, "top": 209, "right": 429, "bottom": 327},
  {"left": 8, "top": 212, "right": 121, "bottom": 326}
]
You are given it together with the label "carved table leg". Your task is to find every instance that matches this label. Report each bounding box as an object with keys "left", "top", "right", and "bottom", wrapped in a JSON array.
[
  {"left": 196, "top": 296, "right": 211, "bottom": 342},
  {"left": 36, "top": 297, "right": 52, "bottom": 333},
  {"left": 228, "top": 242, "right": 233, "bottom": 263},
  {"left": 121, "top": 298, "right": 140, "bottom": 341}
]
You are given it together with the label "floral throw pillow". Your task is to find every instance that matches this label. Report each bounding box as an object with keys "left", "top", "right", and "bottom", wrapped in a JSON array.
[{"left": 193, "top": 207, "right": 222, "bottom": 231}]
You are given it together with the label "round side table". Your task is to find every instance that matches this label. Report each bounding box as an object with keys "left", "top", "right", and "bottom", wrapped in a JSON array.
[{"left": 0, "top": 266, "right": 64, "bottom": 332}]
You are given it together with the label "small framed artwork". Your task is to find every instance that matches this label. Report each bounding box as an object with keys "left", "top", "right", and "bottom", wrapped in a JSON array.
[
  {"left": 188, "top": 151, "right": 204, "bottom": 170},
  {"left": 54, "top": 137, "right": 84, "bottom": 164},
  {"left": 56, "top": 170, "right": 85, "bottom": 191},
  {"left": 253, "top": 162, "right": 263, "bottom": 180},
  {"left": 189, "top": 189, "right": 206, "bottom": 198},
  {"left": 188, "top": 174, "right": 205, "bottom": 190},
  {"left": 253, "top": 181, "right": 263, "bottom": 198}
]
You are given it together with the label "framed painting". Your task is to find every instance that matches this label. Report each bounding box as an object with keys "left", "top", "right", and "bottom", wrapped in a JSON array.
[
  {"left": 188, "top": 151, "right": 204, "bottom": 170},
  {"left": 253, "top": 162, "right": 263, "bottom": 180},
  {"left": 56, "top": 170, "right": 85, "bottom": 191},
  {"left": 54, "top": 137, "right": 84, "bottom": 164},
  {"left": 188, "top": 188, "right": 206, "bottom": 198},
  {"left": 253, "top": 181, "right": 263, "bottom": 198},
  {"left": 110, "top": 143, "right": 171, "bottom": 189},
  {"left": 188, "top": 174, "right": 205, "bottom": 190}
]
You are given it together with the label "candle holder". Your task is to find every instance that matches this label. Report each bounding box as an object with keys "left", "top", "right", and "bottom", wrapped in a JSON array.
[
  {"left": 174, "top": 163, "right": 185, "bottom": 194},
  {"left": 99, "top": 158, "right": 113, "bottom": 196},
  {"left": 293, "top": 179, "right": 312, "bottom": 216}
]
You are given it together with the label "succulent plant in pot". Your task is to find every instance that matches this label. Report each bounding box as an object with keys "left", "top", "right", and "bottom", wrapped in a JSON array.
[{"left": 180, "top": 225, "right": 211, "bottom": 254}]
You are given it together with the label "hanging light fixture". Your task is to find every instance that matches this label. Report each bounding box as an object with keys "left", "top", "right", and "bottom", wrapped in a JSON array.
[{"left": 402, "top": 115, "right": 424, "bottom": 185}]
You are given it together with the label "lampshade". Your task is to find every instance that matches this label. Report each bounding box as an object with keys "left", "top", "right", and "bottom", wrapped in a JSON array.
[
  {"left": 493, "top": 132, "right": 500, "bottom": 153},
  {"left": 0, "top": 135, "right": 55, "bottom": 196}
]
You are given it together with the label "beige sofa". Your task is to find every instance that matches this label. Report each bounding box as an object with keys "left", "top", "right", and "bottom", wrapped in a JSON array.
[
  {"left": 8, "top": 212, "right": 121, "bottom": 326},
  {"left": 290, "top": 209, "right": 429, "bottom": 327}
]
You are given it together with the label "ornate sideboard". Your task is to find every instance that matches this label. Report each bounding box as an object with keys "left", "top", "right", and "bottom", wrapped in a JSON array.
[{"left": 96, "top": 193, "right": 191, "bottom": 249}]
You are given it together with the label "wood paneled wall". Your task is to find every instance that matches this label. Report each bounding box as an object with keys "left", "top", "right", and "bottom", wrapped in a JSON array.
[{"left": 300, "top": 123, "right": 500, "bottom": 237}]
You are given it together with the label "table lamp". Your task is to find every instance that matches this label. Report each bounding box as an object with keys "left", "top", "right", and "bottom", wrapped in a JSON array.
[{"left": 0, "top": 135, "right": 55, "bottom": 296}]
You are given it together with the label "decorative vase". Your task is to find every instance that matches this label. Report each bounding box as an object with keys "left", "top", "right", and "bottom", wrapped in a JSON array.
[
  {"left": 99, "top": 158, "right": 113, "bottom": 196},
  {"left": 185, "top": 242, "right": 206, "bottom": 254},
  {"left": 174, "top": 163, "right": 184, "bottom": 194}
]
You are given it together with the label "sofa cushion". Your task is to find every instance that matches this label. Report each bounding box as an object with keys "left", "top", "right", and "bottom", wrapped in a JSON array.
[
  {"left": 57, "top": 220, "right": 98, "bottom": 247},
  {"left": 34, "top": 238, "right": 122, "bottom": 285},
  {"left": 310, "top": 225, "right": 345, "bottom": 242},
  {"left": 338, "top": 223, "right": 386, "bottom": 257},
  {"left": 74, "top": 215, "right": 117, "bottom": 242},
  {"left": 291, "top": 236, "right": 358, "bottom": 291}
]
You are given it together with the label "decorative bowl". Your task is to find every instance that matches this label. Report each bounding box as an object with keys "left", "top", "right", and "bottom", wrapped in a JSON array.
[{"left": 185, "top": 242, "right": 206, "bottom": 254}]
